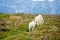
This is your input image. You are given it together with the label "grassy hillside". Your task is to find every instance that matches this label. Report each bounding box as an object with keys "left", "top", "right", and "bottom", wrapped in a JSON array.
[{"left": 0, "top": 13, "right": 60, "bottom": 40}]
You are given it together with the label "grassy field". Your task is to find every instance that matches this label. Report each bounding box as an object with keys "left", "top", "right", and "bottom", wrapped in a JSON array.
[{"left": 0, "top": 13, "right": 60, "bottom": 40}]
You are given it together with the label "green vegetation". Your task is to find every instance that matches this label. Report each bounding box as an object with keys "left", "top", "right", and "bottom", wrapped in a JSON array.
[{"left": 0, "top": 13, "right": 60, "bottom": 40}]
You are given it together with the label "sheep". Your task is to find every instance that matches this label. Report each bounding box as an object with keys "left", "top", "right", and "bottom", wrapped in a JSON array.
[
  {"left": 29, "top": 20, "right": 36, "bottom": 31},
  {"left": 35, "top": 15, "right": 44, "bottom": 26}
]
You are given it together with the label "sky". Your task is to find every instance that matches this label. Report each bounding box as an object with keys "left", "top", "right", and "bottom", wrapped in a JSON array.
[{"left": 0, "top": 0, "right": 60, "bottom": 14}]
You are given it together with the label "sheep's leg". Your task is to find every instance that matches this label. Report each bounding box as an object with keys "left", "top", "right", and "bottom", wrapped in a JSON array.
[
  {"left": 29, "top": 27, "right": 31, "bottom": 32},
  {"left": 37, "top": 22, "right": 40, "bottom": 26},
  {"left": 32, "top": 27, "right": 34, "bottom": 31},
  {"left": 29, "top": 29, "right": 31, "bottom": 32}
]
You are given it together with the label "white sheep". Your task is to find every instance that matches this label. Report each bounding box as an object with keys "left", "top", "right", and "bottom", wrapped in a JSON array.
[
  {"left": 29, "top": 20, "right": 36, "bottom": 31},
  {"left": 35, "top": 15, "right": 44, "bottom": 26}
]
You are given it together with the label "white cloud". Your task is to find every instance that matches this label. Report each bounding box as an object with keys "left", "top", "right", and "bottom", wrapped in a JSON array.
[
  {"left": 38, "top": 0, "right": 45, "bottom": 1},
  {"left": 15, "top": 7, "right": 28, "bottom": 13},
  {"left": 15, "top": 10, "right": 20, "bottom": 13},
  {"left": 48, "top": 0, "right": 54, "bottom": 2},
  {"left": 32, "top": 0, "right": 37, "bottom": 1},
  {"left": 32, "top": 0, "right": 44, "bottom": 1}
]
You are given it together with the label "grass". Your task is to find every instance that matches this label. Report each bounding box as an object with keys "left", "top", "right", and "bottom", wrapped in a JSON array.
[{"left": 0, "top": 13, "right": 60, "bottom": 40}]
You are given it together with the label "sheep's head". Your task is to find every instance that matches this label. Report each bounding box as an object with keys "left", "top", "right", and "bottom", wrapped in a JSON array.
[{"left": 38, "top": 15, "right": 43, "bottom": 18}]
